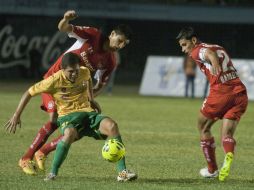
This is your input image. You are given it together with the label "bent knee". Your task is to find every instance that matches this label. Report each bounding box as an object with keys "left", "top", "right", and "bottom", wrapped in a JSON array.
[{"left": 100, "top": 118, "right": 120, "bottom": 136}]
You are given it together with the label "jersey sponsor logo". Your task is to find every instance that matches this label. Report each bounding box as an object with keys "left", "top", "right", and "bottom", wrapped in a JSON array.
[{"left": 80, "top": 50, "right": 94, "bottom": 71}]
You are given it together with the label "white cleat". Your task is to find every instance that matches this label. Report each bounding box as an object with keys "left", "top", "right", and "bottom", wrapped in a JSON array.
[
  {"left": 117, "top": 169, "right": 137, "bottom": 182},
  {"left": 200, "top": 167, "right": 219, "bottom": 178},
  {"left": 44, "top": 173, "right": 57, "bottom": 181}
]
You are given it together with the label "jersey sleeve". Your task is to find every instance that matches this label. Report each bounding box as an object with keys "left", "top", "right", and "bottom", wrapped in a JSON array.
[
  {"left": 191, "top": 46, "right": 208, "bottom": 62},
  {"left": 68, "top": 25, "right": 99, "bottom": 40},
  {"left": 198, "top": 47, "right": 207, "bottom": 61},
  {"left": 28, "top": 75, "right": 55, "bottom": 96}
]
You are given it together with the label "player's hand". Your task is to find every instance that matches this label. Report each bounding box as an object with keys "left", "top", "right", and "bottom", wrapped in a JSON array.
[
  {"left": 90, "top": 100, "right": 102, "bottom": 114},
  {"left": 4, "top": 115, "right": 21, "bottom": 134},
  {"left": 211, "top": 64, "right": 222, "bottom": 76},
  {"left": 64, "top": 10, "right": 78, "bottom": 21}
]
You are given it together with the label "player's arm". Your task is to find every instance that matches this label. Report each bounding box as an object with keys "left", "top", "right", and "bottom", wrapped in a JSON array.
[
  {"left": 87, "top": 78, "right": 102, "bottom": 113},
  {"left": 4, "top": 91, "right": 32, "bottom": 134},
  {"left": 204, "top": 48, "right": 222, "bottom": 75},
  {"left": 93, "top": 80, "right": 106, "bottom": 97},
  {"left": 4, "top": 76, "right": 54, "bottom": 133},
  {"left": 58, "top": 10, "right": 77, "bottom": 33}
]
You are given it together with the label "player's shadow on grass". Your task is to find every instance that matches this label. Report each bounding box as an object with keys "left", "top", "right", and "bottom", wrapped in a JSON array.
[
  {"left": 58, "top": 176, "right": 254, "bottom": 185},
  {"left": 137, "top": 178, "right": 254, "bottom": 185}
]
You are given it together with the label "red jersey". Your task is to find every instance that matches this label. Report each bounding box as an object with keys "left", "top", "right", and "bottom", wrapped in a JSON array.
[
  {"left": 44, "top": 26, "right": 116, "bottom": 83},
  {"left": 190, "top": 43, "right": 246, "bottom": 95}
]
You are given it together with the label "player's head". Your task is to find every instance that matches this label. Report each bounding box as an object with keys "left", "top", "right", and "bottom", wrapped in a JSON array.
[
  {"left": 176, "top": 27, "right": 199, "bottom": 54},
  {"left": 61, "top": 52, "right": 81, "bottom": 83},
  {"left": 108, "top": 24, "right": 132, "bottom": 51}
]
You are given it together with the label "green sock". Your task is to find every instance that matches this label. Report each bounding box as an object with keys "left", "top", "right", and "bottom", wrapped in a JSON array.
[
  {"left": 114, "top": 136, "right": 126, "bottom": 172},
  {"left": 51, "top": 140, "right": 71, "bottom": 175}
]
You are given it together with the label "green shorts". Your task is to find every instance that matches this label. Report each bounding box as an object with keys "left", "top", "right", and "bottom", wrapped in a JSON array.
[{"left": 57, "top": 111, "right": 108, "bottom": 140}]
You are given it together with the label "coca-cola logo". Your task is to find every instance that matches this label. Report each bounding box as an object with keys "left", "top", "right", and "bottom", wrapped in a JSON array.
[{"left": 0, "top": 25, "right": 68, "bottom": 69}]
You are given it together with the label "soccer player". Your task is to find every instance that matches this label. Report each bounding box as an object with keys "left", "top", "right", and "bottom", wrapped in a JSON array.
[
  {"left": 176, "top": 27, "right": 248, "bottom": 181},
  {"left": 5, "top": 52, "right": 137, "bottom": 182},
  {"left": 17, "top": 10, "right": 132, "bottom": 175}
]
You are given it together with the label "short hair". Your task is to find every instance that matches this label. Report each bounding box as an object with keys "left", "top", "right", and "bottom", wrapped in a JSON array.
[
  {"left": 113, "top": 24, "right": 133, "bottom": 41},
  {"left": 176, "top": 27, "right": 197, "bottom": 40},
  {"left": 61, "top": 52, "right": 81, "bottom": 69}
]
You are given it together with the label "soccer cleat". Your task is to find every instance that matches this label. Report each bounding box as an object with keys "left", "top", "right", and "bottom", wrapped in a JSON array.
[
  {"left": 44, "top": 173, "right": 56, "bottom": 181},
  {"left": 117, "top": 169, "right": 137, "bottom": 182},
  {"left": 219, "top": 152, "right": 234, "bottom": 181},
  {"left": 34, "top": 150, "right": 46, "bottom": 171},
  {"left": 199, "top": 167, "right": 219, "bottom": 178},
  {"left": 18, "top": 159, "right": 37, "bottom": 175}
]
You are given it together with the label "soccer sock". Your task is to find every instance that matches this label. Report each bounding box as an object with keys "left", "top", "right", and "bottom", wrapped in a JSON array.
[
  {"left": 222, "top": 137, "right": 236, "bottom": 154},
  {"left": 51, "top": 140, "right": 71, "bottom": 175},
  {"left": 22, "top": 121, "right": 58, "bottom": 160},
  {"left": 40, "top": 135, "right": 63, "bottom": 156},
  {"left": 114, "top": 136, "right": 126, "bottom": 172},
  {"left": 200, "top": 137, "right": 218, "bottom": 173}
]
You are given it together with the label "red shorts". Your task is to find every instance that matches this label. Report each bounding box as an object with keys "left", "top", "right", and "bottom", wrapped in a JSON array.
[
  {"left": 201, "top": 91, "right": 248, "bottom": 121},
  {"left": 40, "top": 93, "right": 57, "bottom": 113}
]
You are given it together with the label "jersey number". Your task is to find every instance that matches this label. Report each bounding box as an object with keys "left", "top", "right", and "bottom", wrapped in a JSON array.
[{"left": 216, "top": 50, "right": 235, "bottom": 72}]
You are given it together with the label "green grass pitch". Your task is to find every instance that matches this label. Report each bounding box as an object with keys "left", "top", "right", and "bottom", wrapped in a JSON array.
[{"left": 0, "top": 82, "right": 253, "bottom": 190}]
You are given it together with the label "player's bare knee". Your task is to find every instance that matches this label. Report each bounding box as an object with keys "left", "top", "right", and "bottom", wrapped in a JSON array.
[
  {"left": 106, "top": 120, "right": 119, "bottom": 136},
  {"left": 103, "top": 119, "right": 119, "bottom": 136}
]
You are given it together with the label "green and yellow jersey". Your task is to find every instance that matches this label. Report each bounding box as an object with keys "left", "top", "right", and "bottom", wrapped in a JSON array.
[{"left": 28, "top": 66, "right": 94, "bottom": 116}]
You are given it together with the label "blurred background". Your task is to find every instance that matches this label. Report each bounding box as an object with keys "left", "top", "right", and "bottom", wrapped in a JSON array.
[{"left": 1, "top": 0, "right": 254, "bottom": 95}]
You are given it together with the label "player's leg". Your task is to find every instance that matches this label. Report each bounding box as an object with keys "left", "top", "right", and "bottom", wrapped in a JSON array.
[
  {"left": 198, "top": 112, "right": 219, "bottom": 178},
  {"left": 19, "top": 113, "right": 58, "bottom": 175},
  {"left": 218, "top": 119, "right": 237, "bottom": 181},
  {"left": 44, "top": 112, "right": 91, "bottom": 181},
  {"left": 19, "top": 93, "right": 58, "bottom": 175},
  {"left": 218, "top": 91, "right": 248, "bottom": 181},
  {"left": 98, "top": 118, "right": 137, "bottom": 182},
  {"left": 44, "top": 126, "right": 78, "bottom": 181},
  {"left": 35, "top": 135, "right": 63, "bottom": 171}
]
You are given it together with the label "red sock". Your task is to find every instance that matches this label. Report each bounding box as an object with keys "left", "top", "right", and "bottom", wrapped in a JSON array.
[
  {"left": 39, "top": 135, "right": 63, "bottom": 156},
  {"left": 222, "top": 137, "right": 236, "bottom": 154},
  {"left": 200, "top": 137, "right": 218, "bottom": 173},
  {"left": 22, "top": 121, "right": 58, "bottom": 160}
]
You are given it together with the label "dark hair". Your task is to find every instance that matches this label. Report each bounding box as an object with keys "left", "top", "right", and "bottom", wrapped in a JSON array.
[
  {"left": 176, "top": 27, "right": 197, "bottom": 40},
  {"left": 61, "top": 52, "right": 81, "bottom": 69},
  {"left": 113, "top": 24, "right": 133, "bottom": 41}
]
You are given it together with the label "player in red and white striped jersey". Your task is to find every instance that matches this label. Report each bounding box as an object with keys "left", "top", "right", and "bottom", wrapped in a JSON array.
[{"left": 176, "top": 27, "right": 248, "bottom": 181}]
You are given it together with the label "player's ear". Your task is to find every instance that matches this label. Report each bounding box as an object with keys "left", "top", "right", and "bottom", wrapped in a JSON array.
[
  {"left": 109, "top": 30, "right": 116, "bottom": 38},
  {"left": 191, "top": 37, "right": 197, "bottom": 45}
]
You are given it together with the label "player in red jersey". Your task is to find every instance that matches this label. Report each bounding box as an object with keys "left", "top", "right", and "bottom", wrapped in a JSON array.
[
  {"left": 18, "top": 10, "right": 132, "bottom": 175},
  {"left": 176, "top": 27, "right": 248, "bottom": 181}
]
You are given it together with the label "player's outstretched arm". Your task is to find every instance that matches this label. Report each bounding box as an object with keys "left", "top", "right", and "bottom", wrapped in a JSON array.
[
  {"left": 58, "top": 10, "right": 78, "bottom": 33},
  {"left": 4, "top": 91, "right": 32, "bottom": 134}
]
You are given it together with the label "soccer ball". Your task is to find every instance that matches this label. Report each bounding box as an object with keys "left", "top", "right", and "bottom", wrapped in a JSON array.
[{"left": 102, "top": 139, "right": 125, "bottom": 162}]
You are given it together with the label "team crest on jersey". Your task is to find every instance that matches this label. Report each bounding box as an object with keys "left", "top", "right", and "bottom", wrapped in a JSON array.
[{"left": 47, "top": 101, "right": 55, "bottom": 110}]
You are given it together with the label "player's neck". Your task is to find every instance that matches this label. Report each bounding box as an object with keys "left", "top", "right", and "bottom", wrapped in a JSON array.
[{"left": 103, "top": 39, "right": 112, "bottom": 52}]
